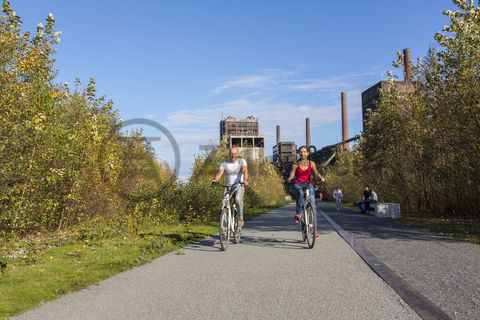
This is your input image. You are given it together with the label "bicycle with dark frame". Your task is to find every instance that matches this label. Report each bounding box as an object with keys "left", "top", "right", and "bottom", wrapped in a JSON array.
[
  {"left": 291, "top": 180, "right": 317, "bottom": 248},
  {"left": 287, "top": 145, "right": 325, "bottom": 248}
]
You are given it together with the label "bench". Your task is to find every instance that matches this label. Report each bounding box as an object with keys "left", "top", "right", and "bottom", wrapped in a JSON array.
[{"left": 369, "top": 202, "right": 401, "bottom": 218}]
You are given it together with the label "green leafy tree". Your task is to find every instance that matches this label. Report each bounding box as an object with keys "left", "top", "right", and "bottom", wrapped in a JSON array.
[{"left": 327, "top": 0, "right": 480, "bottom": 217}]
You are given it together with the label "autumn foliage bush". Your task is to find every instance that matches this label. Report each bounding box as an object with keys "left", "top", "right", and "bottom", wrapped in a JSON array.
[
  {"left": 0, "top": 2, "right": 180, "bottom": 236},
  {"left": 0, "top": 2, "right": 286, "bottom": 238}
]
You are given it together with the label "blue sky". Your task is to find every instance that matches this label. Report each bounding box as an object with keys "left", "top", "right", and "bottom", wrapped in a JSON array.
[{"left": 11, "top": 0, "right": 453, "bottom": 178}]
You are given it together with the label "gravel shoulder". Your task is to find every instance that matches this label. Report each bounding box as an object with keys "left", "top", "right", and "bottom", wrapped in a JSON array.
[{"left": 319, "top": 202, "right": 480, "bottom": 320}]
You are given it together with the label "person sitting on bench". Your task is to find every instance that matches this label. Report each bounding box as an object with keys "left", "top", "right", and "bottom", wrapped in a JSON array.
[{"left": 356, "top": 185, "right": 372, "bottom": 213}]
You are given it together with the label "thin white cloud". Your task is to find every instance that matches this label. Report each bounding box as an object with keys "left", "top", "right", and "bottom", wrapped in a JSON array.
[
  {"left": 209, "top": 69, "right": 294, "bottom": 95},
  {"left": 290, "top": 70, "right": 380, "bottom": 92},
  {"left": 210, "top": 75, "right": 272, "bottom": 95},
  {"left": 292, "top": 78, "right": 349, "bottom": 92},
  {"left": 164, "top": 112, "right": 215, "bottom": 127}
]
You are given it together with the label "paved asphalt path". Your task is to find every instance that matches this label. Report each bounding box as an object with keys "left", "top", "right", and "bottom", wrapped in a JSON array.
[
  {"left": 14, "top": 204, "right": 420, "bottom": 320},
  {"left": 318, "top": 202, "right": 480, "bottom": 320}
]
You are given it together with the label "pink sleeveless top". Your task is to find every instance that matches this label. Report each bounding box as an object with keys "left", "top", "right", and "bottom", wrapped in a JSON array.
[{"left": 295, "top": 161, "right": 312, "bottom": 184}]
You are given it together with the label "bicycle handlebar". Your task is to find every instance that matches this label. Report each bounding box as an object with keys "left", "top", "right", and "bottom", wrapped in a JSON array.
[
  {"left": 286, "top": 178, "right": 313, "bottom": 185},
  {"left": 211, "top": 181, "right": 246, "bottom": 188},
  {"left": 287, "top": 175, "right": 325, "bottom": 184}
]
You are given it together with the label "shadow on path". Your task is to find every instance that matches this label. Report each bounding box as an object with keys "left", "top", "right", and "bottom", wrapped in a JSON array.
[
  {"left": 319, "top": 203, "right": 463, "bottom": 243},
  {"left": 185, "top": 204, "right": 336, "bottom": 251}
]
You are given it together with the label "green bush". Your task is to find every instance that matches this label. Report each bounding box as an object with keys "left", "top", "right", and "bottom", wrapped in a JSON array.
[{"left": 324, "top": 148, "right": 364, "bottom": 203}]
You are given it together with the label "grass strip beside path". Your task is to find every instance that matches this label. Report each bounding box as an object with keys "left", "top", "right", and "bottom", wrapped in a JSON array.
[
  {"left": 0, "top": 224, "right": 216, "bottom": 319},
  {"left": 323, "top": 201, "right": 480, "bottom": 245},
  {"left": 397, "top": 216, "right": 480, "bottom": 245},
  {"left": 0, "top": 206, "right": 276, "bottom": 319}
]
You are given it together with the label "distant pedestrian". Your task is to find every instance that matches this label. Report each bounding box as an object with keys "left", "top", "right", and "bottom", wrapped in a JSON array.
[{"left": 333, "top": 185, "right": 343, "bottom": 210}]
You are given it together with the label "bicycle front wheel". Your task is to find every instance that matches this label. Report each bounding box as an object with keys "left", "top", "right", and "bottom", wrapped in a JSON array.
[
  {"left": 219, "top": 208, "right": 230, "bottom": 251},
  {"left": 301, "top": 212, "right": 307, "bottom": 242},
  {"left": 305, "top": 205, "right": 316, "bottom": 248}
]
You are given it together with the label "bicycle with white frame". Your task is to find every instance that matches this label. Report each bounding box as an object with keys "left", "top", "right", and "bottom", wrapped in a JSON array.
[{"left": 212, "top": 182, "right": 244, "bottom": 251}]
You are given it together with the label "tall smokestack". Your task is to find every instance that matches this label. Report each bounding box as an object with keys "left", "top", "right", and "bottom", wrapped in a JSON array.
[
  {"left": 276, "top": 125, "right": 280, "bottom": 145},
  {"left": 341, "top": 92, "right": 350, "bottom": 150},
  {"left": 403, "top": 48, "right": 412, "bottom": 82},
  {"left": 306, "top": 118, "right": 311, "bottom": 148}
]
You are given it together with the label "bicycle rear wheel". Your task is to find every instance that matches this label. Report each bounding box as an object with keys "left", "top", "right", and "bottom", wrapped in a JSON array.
[
  {"left": 305, "top": 205, "right": 316, "bottom": 248},
  {"left": 219, "top": 208, "right": 230, "bottom": 251}
]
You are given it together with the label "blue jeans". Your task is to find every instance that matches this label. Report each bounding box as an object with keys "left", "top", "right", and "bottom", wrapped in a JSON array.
[
  {"left": 335, "top": 198, "right": 342, "bottom": 210},
  {"left": 293, "top": 184, "right": 317, "bottom": 215},
  {"left": 356, "top": 200, "right": 374, "bottom": 213}
]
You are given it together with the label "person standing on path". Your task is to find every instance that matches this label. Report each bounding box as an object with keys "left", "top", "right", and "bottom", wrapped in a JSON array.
[
  {"left": 333, "top": 185, "right": 343, "bottom": 210},
  {"left": 287, "top": 146, "right": 325, "bottom": 238},
  {"left": 212, "top": 146, "right": 249, "bottom": 228}
]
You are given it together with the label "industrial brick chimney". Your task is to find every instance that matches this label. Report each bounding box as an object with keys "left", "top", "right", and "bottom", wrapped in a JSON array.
[
  {"left": 306, "top": 118, "right": 311, "bottom": 148},
  {"left": 276, "top": 125, "right": 280, "bottom": 145},
  {"left": 403, "top": 48, "right": 412, "bottom": 82},
  {"left": 341, "top": 92, "right": 349, "bottom": 150}
]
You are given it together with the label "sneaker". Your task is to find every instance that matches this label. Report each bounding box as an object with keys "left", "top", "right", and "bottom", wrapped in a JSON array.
[
  {"left": 294, "top": 213, "right": 301, "bottom": 223},
  {"left": 315, "top": 232, "right": 320, "bottom": 239},
  {"left": 237, "top": 219, "right": 244, "bottom": 228}
]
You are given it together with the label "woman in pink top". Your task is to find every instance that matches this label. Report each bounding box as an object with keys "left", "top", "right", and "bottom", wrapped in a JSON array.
[{"left": 287, "top": 146, "right": 325, "bottom": 227}]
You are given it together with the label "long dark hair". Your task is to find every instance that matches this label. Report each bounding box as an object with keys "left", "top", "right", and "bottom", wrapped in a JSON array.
[
  {"left": 297, "top": 145, "right": 310, "bottom": 164},
  {"left": 298, "top": 145, "right": 308, "bottom": 153}
]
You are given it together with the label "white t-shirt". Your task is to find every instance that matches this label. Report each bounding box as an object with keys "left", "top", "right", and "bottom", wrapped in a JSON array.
[
  {"left": 333, "top": 188, "right": 343, "bottom": 200},
  {"left": 220, "top": 158, "right": 247, "bottom": 186}
]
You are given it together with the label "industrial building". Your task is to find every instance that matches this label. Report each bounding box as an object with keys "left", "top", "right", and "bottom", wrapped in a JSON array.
[
  {"left": 272, "top": 125, "right": 296, "bottom": 164},
  {"left": 361, "top": 48, "right": 415, "bottom": 131},
  {"left": 219, "top": 116, "right": 265, "bottom": 161},
  {"left": 272, "top": 142, "right": 296, "bottom": 163}
]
